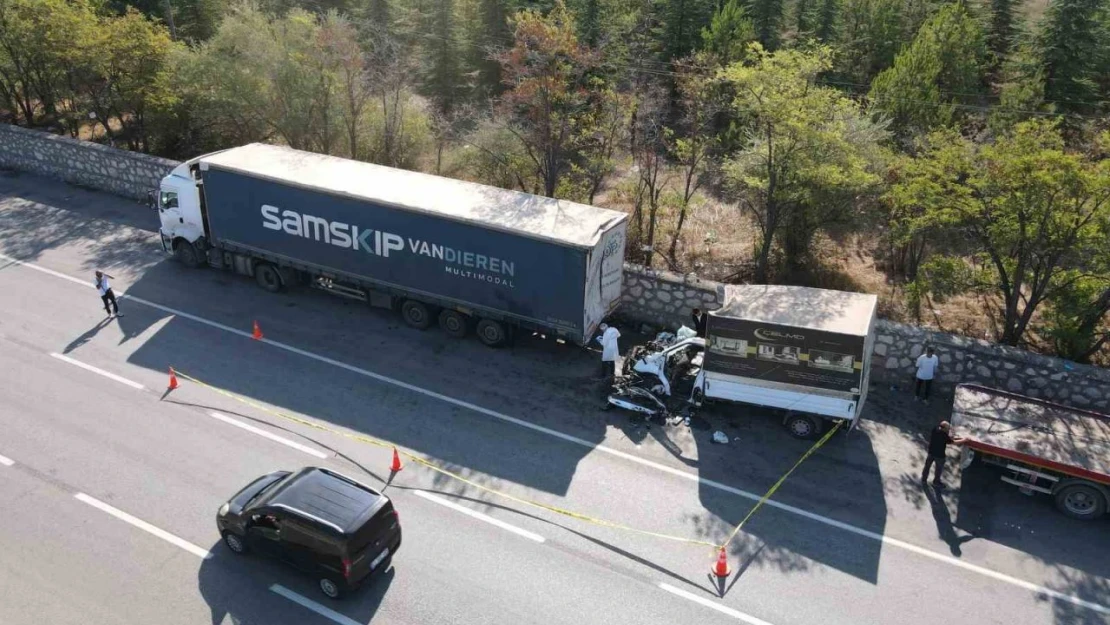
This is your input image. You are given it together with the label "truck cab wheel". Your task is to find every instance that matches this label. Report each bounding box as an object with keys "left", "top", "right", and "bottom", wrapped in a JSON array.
[
  {"left": 784, "top": 413, "right": 822, "bottom": 440},
  {"left": 173, "top": 240, "right": 202, "bottom": 268},
  {"left": 1054, "top": 481, "right": 1108, "bottom": 520},
  {"left": 254, "top": 263, "right": 284, "bottom": 292},
  {"left": 476, "top": 319, "right": 508, "bottom": 347},
  {"left": 438, "top": 309, "right": 469, "bottom": 338},
  {"left": 401, "top": 300, "right": 433, "bottom": 330}
]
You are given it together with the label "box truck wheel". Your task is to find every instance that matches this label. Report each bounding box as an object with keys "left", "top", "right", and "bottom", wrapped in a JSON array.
[
  {"left": 254, "top": 263, "right": 284, "bottom": 293},
  {"left": 173, "top": 239, "right": 202, "bottom": 268},
  {"left": 784, "top": 413, "right": 822, "bottom": 440},
  {"left": 476, "top": 319, "right": 508, "bottom": 347},
  {"left": 438, "top": 309, "right": 469, "bottom": 338},
  {"left": 401, "top": 300, "right": 433, "bottom": 330},
  {"left": 1053, "top": 480, "right": 1108, "bottom": 520}
]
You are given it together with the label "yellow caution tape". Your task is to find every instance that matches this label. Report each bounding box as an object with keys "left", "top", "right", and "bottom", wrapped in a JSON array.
[
  {"left": 173, "top": 368, "right": 840, "bottom": 553},
  {"left": 721, "top": 420, "right": 843, "bottom": 549},
  {"left": 172, "top": 369, "right": 718, "bottom": 549}
]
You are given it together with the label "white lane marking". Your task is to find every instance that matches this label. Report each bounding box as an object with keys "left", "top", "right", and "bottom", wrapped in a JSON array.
[
  {"left": 74, "top": 493, "right": 213, "bottom": 560},
  {"left": 208, "top": 411, "right": 328, "bottom": 459},
  {"left": 50, "top": 353, "right": 146, "bottom": 390},
  {"left": 414, "top": 490, "right": 546, "bottom": 543},
  {"left": 5, "top": 252, "right": 1109, "bottom": 617},
  {"left": 0, "top": 453, "right": 14, "bottom": 466},
  {"left": 270, "top": 584, "right": 362, "bottom": 625},
  {"left": 659, "top": 583, "right": 776, "bottom": 625}
]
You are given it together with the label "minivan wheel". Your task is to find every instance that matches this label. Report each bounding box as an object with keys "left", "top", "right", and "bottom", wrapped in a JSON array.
[
  {"left": 223, "top": 532, "right": 248, "bottom": 554},
  {"left": 319, "top": 577, "right": 343, "bottom": 599},
  {"left": 401, "top": 300, "right": 433, "bottom": 330},
  {"left": 254, "top": 263, "right": 284, "bottom": 293}
]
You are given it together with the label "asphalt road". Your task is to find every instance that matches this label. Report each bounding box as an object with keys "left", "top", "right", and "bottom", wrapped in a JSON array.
[{"left": 0, "top": 169, "right": 1107, "bottom": 625}]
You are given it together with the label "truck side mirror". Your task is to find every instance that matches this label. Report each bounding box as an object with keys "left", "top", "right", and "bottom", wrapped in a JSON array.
[{"left": 147, "top": 191, "right": 157, "bottom": 210}]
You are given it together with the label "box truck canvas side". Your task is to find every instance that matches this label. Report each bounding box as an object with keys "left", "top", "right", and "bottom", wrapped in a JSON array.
[
  {"left": 694, "top": 285, "right": 878, "bottom": 438},
  {"left": 153, "top": 143, "right": 627, "bottom": 347}
]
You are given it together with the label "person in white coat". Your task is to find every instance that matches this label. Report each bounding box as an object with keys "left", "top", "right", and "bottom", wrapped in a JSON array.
[{"left": 597, "top": 323, "right": 621, "bottom": 379}]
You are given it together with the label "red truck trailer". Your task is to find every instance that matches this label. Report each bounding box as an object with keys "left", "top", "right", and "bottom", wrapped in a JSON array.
[{"left": 951, "top": 383, "right": 1110, "bottom": 520}]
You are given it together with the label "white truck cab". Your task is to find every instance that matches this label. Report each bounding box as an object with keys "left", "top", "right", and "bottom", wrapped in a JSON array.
[{"left": 151, "top": 160, "right": 207, "bottom": 266}]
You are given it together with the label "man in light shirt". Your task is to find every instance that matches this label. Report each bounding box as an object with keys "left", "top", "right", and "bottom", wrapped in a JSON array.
[
  {"left": 597, "top": 322, "right": 621, "bottom": 380},
  {"left": 94, "top": 270, "right": 124, "bottom": 318},
  {"left": 914, "top": 346, "right": 939, "bottom": 403}
]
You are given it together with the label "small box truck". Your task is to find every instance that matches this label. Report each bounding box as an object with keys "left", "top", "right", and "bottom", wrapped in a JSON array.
[
  {"left": 614, "top": 285, "right": 878, "bottom": 438},
  {"left": 152, "top": 143, "right": 628, "bottom": 347}
]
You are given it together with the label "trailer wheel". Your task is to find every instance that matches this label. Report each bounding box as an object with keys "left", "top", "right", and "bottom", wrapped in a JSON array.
[
  {"left": 401, "top": 300, "right": 433, "bottom": 330},
  {"left": 1054, "top": 481, "right": 1108, "bottom": 520},
  {"left": 438, "top": 309, "right": 469, "bottom": 338},
  {"left": 476, "top": 319, "right": 508, "bottom": 347},
  {"left": 173, "top": 239, "right": 202, "bottom": 268},
  {"left": 784, "top": 413, "right": 822, "bottom": 440},
  {"left": 254, "top": 263, "right": 284, "bottom": 293}
]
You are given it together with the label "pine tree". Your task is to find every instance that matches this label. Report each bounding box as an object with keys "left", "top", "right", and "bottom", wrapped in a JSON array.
[
  {"left": 746, "top": 0, "right": 785, "bottom": 49},
  {"left": 986, "top": 0, "right": 1016, "bottom": 72},
  {"left": 656, "top": 0, "right": 718, "bottom": 62},
  {"left": 702, "top": 0, "right": 756, "bottom": 65},
  {"left": 795, "top": 0, "right": 818, "bottom": 40},
  {"left": 420, "top": 0, "right": 464, "bottom": 114},
  {"left": 578, "top": 0, "right": 601, "bottom": 47},
  {"left": 470, "top": 0, "right": 512, "bottom": 97},
  {"left": 1039, "top": 0, "right": 1109, "bottom": 115},
  {"left": 815, "top": 0, "right": 839, "bottom": 42}
]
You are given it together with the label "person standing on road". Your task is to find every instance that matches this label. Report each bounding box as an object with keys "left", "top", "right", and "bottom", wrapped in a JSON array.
[
  {"left": 597, "top": 323, "right": 621, "bottom": 380},
  {"left": 922, "top": 421, "right": 965, "bottom": 489},
  {"left": 914, "top": 346, "right": 939, "bottom": 403},
  {"left": 95, "top": 270, "right": 124, "bottom": 318},
  {"left": 691, "top": 308, "right": 708, "bottom": 338}
]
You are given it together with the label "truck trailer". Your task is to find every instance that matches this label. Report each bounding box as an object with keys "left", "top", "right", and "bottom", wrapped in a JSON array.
[
  {"left": 951, "top": 383, "right": 1110, "bottom": 520},
  {"left": 152, "top": 143, "right": 628, "bottom": 347}
]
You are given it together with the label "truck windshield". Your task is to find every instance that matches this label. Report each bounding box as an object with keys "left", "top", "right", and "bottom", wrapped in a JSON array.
[{"left": 160, "top": 191, "right": 178, "bottom": 209}]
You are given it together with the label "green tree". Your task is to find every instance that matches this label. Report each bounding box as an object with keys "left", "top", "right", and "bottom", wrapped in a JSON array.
[
  {"left": 467, "top": 0, "right": 511, "bottom": 98},
  {"left": 721, "top": 44, "right": 885, "bottom": 280},
  {"left": 869, "top": 1, "right": 986, "bottom": 142},
  {"left": 418, "top": 0, "right": 465, "bottom": 115},
  {"left": 834, "top": 0, "right": 904, "bottom": 84},
  {"left": 814, "top": 0, "right": 838, "bottom": 42},
  {"left": 893, "top": 121, "right": 1110, "bottom": 346},
  {"left": 655, "top": 0, "right": 717, "bottom": 62},
  {"left": 745, "top": 0, "right": 784, "bottom": 49},
  {"left": 986, "top": 0, "right": 1017, "bottom": 74},
  {"left": 494, "top": 1, "right": 614, "bottom": 196},
  {"left": 1039, "top": 0, "right": 1110, "bottom": 116},
  {"left": 701, "top": 0, "right": 756, "bottom": 66}
]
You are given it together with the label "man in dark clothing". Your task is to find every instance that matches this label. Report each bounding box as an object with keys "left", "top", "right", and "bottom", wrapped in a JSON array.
[
  {"left": 94, "top": 270, "right": 124, "bottom": 318},
  {"left": 922, "top": 421, "right": 965, "bottom": 488},
  {"left": 691, "top": 308, "right": 708, "bottom": 338}
]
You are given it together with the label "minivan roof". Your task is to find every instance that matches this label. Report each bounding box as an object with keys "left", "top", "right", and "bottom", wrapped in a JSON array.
[{"left": 261, "top": 467, "right": 386, "bottom": 534}]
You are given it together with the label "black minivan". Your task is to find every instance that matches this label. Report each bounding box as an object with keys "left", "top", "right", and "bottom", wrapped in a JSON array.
[{"left": 217, "top": 467, "right": 402, "bottom": 599}]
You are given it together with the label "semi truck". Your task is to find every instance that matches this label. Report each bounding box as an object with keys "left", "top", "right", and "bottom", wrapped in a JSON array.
[
  {"left": 951, "top": 383, "right": 1110, "bottom": 520},
  {"left": 152, "top": 143, "right": 628, "bottom": 347},
  {"left": 610, "top": 285, "right": 878, "bottom": 439}
]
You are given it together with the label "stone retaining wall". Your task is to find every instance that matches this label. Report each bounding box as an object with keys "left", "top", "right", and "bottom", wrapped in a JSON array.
[
  {"left": 0, "top": 124, "right": 178, "bottom": 201},
  {"left": 4, "top": 123, "right": 1108, "bottom": 412}
]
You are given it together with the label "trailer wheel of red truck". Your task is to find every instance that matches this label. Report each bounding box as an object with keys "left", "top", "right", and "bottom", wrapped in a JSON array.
[{"left": 1053, "top": 479, "right": 1109, "bottom": 520}]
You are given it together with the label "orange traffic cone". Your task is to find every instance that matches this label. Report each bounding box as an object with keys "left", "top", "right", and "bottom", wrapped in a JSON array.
[
  {"left": 712, "top": 547, "right": 731, "bottom": 578},
  {"left": 390, "top": 447, "right": 404, "bottom": 473},
  {"left": 168, "top": 367, "right": 179, "bottom": 390},
  {"left": 252, "top": 320, "right": 263, "bottom": 340}
]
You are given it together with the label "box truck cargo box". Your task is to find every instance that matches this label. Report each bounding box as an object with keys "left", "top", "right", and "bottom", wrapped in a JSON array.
[
  {"left": 699, "top": 285, "right": 878, "bottom": 438},
  {"left": 154, "top": 143, "right": 628, "bottom": 347}
]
